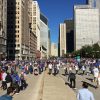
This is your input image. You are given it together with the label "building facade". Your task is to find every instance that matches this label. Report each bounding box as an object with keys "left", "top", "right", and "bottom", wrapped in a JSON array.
[
  {"left": 74, "top": 6, "right": 99, "bottom": 50},
  {"left": 28, "top": 0, "right": 37, "bottom": 60},
  {"left": 0, "top": 0, "right": 7, "bottom": 60},
  {"left": 51, "top": 43, "right": 58, "bottom": 57},
  {"left": 40, "top": 13, "right": 49, "bottom": 59},
  {"left": 86, "top": 0, "right": 96, "bottom": 7},
  {"left": 64, "top": 19, "right": 74, "bottom": 53},
  {"left": 32, "top": 1, "right": 40, "bottom": 51},
  {"left": 7, "top": 0, "right": 30, "bottom": 60},
  {"left": 48, "top": 30, "right": 51, "bottom": 58},
  {"left": 58, "top": 23, "right": 66, "bottom": 57}
]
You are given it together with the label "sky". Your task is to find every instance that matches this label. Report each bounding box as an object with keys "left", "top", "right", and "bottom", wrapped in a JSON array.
[{"left": 37, "top": 0, "right": 86, "bottom": 44}]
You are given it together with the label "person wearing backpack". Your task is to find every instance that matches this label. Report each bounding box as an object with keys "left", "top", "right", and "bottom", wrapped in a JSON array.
[{"left": 68, "top": 71, "right": 76, "bottom": 89}]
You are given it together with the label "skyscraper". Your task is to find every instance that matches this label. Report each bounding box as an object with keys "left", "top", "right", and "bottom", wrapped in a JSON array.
[
  {"left": 0, "top": 0, "right": 7, "bottom": 60},
  {"left": 51, "top": 43, "right": 58, "bottom": 57},
  {"left": 64, "top": 19, "right": 74, "bottom": 53},
  {"left": 95, "top": 0, "right": 100, "bottom": 10},
  {"left": 7, "top": 0, "right": 30, "bottom": 60},
  {"left": 32, "top": 1, "right": 40, "bottom": 51},
  {"left": 58, "top": 23, "right": 66, "bottom": 57},
  {"left": 28, "top": 0, "right": 37, "bottom": 60},
  {"left": 74, "top": 5, "right": 99, "bottom": 50},
  {"left": 40, "top": 13, "right": 49, "bottom": 58},
  {"left": 86, "top": 0, "right": 96, "bottom": 7}
]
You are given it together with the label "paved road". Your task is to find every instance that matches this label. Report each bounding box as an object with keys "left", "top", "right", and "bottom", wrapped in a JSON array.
[
  {"left": 42, "top": 70, "right": 76, "bottom": 100},
  {"left": 0, "top": 73, "right": 44, "bottom": 100},
  {"left": 59, "top": 68, "right": 100, "bottom": 100}
]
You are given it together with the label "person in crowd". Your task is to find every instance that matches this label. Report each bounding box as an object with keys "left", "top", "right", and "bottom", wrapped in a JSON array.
[
  {"left": 93, "top": 67, "right": 99, "bottom": 87},
  {"left": 68, "top": 65, "right": 72, "bottom": 74},
  {"left": 34, "top": 63, "right": 38, "bottom": 75},
  {"left": 5, "top": 72, "right": 12, "bottom": 88},
  {"left": 29, "top": 63, "right": 33, "bottom": 74},
  {"left": 53, "top": 63, "right": 57, "bottom": 76},
  {"left": 82, "top": 65, "right": 86, "bottom": 75},
  {"left": 77, "top": 82, "right": 95, "bottom": 100},
  {"left": 97, "top": 73, "right": 100, "bottom": 87},
  {"left": 68, "top": 71, "right": 76, "bottom": 89},
  {"left": 56, "top": 62, "right": 60, "bottom": 74},
  {"left": 0, "top": 87, "right": 14, "bottom": 100},
  {"left": 64, "top": 66, "right": 68, "bottom": 75},
  {"left": 75, "top": 64, "right": 79, "bottom": 74},
  {"left": 38, "top": 63, "right": 41, "bottom": 74},
  {"left": 20, "top": 73, "right": 27, "bottom": 90},
  {"left": 11, "top": 72, "right": 20, "bottom": 94},
  {"left": 1, "top": 70, "right": 7, "bottom": 90},
  {"left": 48, "top": 62, "right": 52, "bottom": 75},
  {"left": 0, "top": 67, "right": 2, "bottom": 81}
]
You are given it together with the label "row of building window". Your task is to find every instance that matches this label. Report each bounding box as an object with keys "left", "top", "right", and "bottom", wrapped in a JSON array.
[{"left": 8, "top": 2, "right": 20, "bottom": 5}]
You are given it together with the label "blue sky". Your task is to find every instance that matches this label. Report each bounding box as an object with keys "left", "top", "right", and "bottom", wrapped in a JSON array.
[{"left": 37, "top": 0, "right": 86, "bottom": 44}]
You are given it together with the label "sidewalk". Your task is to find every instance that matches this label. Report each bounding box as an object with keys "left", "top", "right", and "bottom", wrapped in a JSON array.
[{"left": 42, "top": 71, "right": 76, "bottom": 100}]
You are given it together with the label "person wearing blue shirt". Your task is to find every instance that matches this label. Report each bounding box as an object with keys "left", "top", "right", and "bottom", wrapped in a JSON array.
[
  {"left": 0, "top": 87, "right": 14, "bottom": 100},
  {"left": 77, "top": 82, "right": 95, "bottom": 100}
]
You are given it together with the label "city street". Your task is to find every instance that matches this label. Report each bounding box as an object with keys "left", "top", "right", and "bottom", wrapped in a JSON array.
[
  {"left": 0, "top": 67, "right": 100, "bottom": 100},
  {"left": 0, "top": 69, "right": 76, "bottom": 100},
  {"left": 59, "top": 68, "right": 100, "bottom": 100}
]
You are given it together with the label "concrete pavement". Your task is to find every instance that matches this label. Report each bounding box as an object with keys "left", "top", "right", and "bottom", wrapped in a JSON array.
[
  {"left": 59, "top": 68, "right": 100, "bottom": 100},
  {"left": 42, "top": 70, "right": 76, "bottom": 100}
]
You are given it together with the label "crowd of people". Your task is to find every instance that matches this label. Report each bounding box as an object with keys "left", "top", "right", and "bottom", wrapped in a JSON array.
[
  {"left": 0, "top": 58, "right": 100, "bottom": 100},
  {"left": 62, "top": 58, "right": 100, "bottom": 88},
  {"left": 0, "top": 60, "right": 47, "bottom": 96},
  {"left": 47, "top": 58, "right": 100, "bottom": 100}
]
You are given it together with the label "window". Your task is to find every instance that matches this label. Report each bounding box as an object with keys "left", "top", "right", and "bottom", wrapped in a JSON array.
[{"left": 17, "top": 44, "right": 20, "bottom": 47}]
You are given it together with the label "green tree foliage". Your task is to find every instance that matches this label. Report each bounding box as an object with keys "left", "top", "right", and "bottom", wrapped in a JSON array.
[{"left": 73, "top": 43, "right": 100, "bottom": 58}]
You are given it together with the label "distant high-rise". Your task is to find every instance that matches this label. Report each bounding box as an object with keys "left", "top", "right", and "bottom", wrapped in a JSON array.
[
  {"left": 86, "top": 0, "right": 96, "bottom": 7},
  {"left": 51, "top": 43, "right": 58, "bottom": 57},
  {"left": 58, "top": 23, "right": 66, "bottom": 57},
  {"left": 64, "top": 19, "right": 74, "bottom": 53},
  {"left": 0, "top": 0, "right": 7, "bottom": 60},
  {"left": 96, "top": 0, "right": 100, "bottom": 10}
]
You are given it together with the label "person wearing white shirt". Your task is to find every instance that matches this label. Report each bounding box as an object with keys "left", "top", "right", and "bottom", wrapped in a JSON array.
[
  {"left": 75, "top": 64, "right": 79, "bottom": 74},
  {"left": 2, "top": 70, "right": 7, "bottom": 90},
  {"left": 82, "top": 65, "right": 86, "bottom": 75},
  {"left": 93, "top": 67, "right": 99, "bottom": 82},
  {"left": 48, "top": 63, "right": 52, "bottom": 75}
]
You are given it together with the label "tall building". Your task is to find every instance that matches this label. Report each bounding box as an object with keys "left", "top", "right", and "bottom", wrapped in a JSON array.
[
  {"left": 86, "top": 0, "right": 96, "bottom": 7},
  {"left": 40, "top": 13, "right": 49, "bottom": 59},
  {"left": 58, "top": 23, "right": 66, "bottom": 57},
  {"left": 95, "top": 0, "right": 100, "bottom": 10},
  {"left": 51, "top": 43, "right": 58, "bottom": 57},
  {"left": 32, "top": 1, "right": 40, "bottom": 51},
  {"left": 28, "top": 0, "right": 32, "bottom": 25},
  {"left": 64, "top": 19, "right": 74, "bottom": 53},
  {"left": 28, "top": 0, "right": 37, "bottom": 60},
  {"left": 7, "top": 0, "right": 30, "bottom": 60},
  {"left": 74, "top": 5, "right": 99, "bottom": 50},
  {"left": 48, "top": 30, "right": 51, "bottom": 58},
  {"left": 0, "top": 0, "right": 7, "bottom": 60}
]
